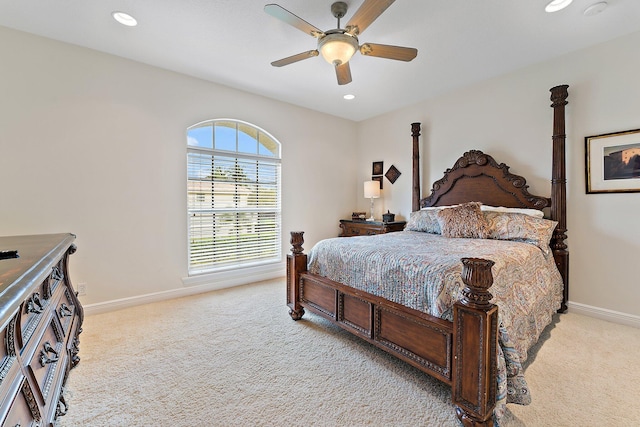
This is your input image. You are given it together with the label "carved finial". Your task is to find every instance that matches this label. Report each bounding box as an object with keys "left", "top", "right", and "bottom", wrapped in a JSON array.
[
  {"left": 458, "top": 150, "right": 496, "bottom": 169},
  {"left": 411, "top": 122, "right": 421, "bottom": 137},
  {"left": 550, "top": 85, "right": 569, "bottom": 108},
  {"left": 459, "top": 258, "right": 495, "bottom": 308},
  {"left": 290, "top": 231, "right": 304, "bottom": 254}
]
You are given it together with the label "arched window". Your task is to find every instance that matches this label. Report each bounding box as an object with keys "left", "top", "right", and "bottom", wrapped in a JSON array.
[{"left": 187, "top": 119, "right": 281, "bottom": 274}]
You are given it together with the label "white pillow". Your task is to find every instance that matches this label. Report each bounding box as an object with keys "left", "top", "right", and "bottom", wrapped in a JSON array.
[
  {"left": 423, "top": 204, "right": 544, "bottom": 218},
  {"left": 420, "top": 204, "right": 459, "bottom": 211},
  {"left": 480, "top": 205, "right": 544, "bottom": 218}
]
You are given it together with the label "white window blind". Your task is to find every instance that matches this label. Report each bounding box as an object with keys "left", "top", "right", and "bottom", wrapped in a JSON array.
[{"left": 187, "top": 120, "right": 281, "bottom": 274}]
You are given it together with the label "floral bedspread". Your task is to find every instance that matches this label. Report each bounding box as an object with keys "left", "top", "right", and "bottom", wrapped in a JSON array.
[{"left": 307, "top": 230, "right": 563, "bottom": 417}]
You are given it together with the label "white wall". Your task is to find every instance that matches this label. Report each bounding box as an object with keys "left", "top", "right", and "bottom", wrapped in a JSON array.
[
  {"left": 2, "top": 24, "right": 638, "bottom": 322},
  {"left": 0, "top": 26, "right": 357, "bottom": 305},
  {"left": 358, "top": 30, "right": 640, "bottom": 319}
]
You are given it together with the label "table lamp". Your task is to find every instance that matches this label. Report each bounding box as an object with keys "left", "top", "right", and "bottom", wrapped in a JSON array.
[{"left": 364, "top": 180, "right": 380, "bottom": 221}]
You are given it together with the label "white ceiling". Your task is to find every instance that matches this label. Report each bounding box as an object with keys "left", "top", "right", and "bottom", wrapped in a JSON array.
[{"left": 1, "top": 0, "right": 639, "bottom": 122}]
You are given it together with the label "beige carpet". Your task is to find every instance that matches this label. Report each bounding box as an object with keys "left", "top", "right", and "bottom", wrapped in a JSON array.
[{"left": 60, "top": 279, "right": 640, "bottom": 426}]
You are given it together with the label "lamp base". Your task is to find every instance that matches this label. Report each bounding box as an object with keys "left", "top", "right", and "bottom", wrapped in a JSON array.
[{"left": 368, "top": 196, "right": 376, "bottom": 222}]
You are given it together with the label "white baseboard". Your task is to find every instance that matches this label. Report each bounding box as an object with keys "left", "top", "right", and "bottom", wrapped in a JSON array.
[
  {"left": 83, "top": 262, "right": 286, "bottom": 316},
  {"left": 568, "top": 301, "right": 640, "bottom": 329},
  {"left": 83, "top": 274, "right": 640, "bottom": 329}
]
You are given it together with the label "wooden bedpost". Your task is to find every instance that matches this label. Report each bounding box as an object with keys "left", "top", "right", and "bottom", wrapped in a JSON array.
[
  {"left": 412, "top": 123, "right": 421, "bottom": 212},
  {"left": 550, "top": 84, "right": 569, "bottom": 312},
  {"left": 452, "top": 258, "right": 498, "bottom": 427},
  {"left": 287, "top": 231, "right": 306, "bottom": 320}
]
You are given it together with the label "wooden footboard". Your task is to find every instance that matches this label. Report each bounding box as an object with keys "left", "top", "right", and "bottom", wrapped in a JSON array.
[{"left": 287, "top": 232, "right": 498, "bottom": 426}]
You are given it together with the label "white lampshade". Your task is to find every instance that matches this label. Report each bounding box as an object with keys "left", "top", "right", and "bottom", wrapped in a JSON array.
[
  {"left": 364, "top": 180, "right": 380, "bottom": 199},
  {"left": 318, "top": 33, "right": 358, "bottom": 66}
]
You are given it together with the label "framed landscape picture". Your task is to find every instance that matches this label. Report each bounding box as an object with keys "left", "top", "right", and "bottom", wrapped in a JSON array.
[{"left": 586, "top": 129, "right": 640, "bottom": 194}]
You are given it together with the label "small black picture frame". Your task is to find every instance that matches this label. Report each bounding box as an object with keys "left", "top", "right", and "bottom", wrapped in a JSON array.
[
  {"left": 385, "top": 165, "right": 401, "bottom": 184},
  {"left": 372, "top": 161, "right": 384, "bottom": 176}
]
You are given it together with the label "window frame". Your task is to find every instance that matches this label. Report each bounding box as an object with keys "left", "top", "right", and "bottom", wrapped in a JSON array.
[{"left": 186, "top": 118, "right": 282, "bottom": 276}]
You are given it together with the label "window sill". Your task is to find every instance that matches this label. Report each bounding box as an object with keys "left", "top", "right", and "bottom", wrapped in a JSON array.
[{"left": 182, "top": 261, "right": 286, "bottom": 289}]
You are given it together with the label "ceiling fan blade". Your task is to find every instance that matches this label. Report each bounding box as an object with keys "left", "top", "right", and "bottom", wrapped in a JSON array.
[
  {"left": 264, "top": 4, "right": 324, "bottom": 38},
  {"left": 345, "top": 0, "right": 395, "bottom": 36},
  {"left": 335, "top": 62, "right": 352, "bottom": 85},
  {"left": 271, "top": 50, "right": 319, "bottom": 67},
  {"left": 359, "top": 43, "right": 417, "bottom": 61}
]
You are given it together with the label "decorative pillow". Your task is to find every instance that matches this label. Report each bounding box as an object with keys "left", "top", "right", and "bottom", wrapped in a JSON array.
[
  {"left": 484, "top": 211, "right": 557, "bottom": 254},
  {"left": 436, "top": 202, "right": 489, "bottom": 239},
  {"left": 480, "top": 205, "right": 545, "bottom": 218},
  {"left": 405, "top": 210, "right": 441, "bottom": 234}
]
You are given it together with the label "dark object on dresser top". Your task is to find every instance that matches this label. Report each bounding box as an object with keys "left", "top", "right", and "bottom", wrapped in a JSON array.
[{"left": 0, "top": 250, "right": 19, "bottom": 260}]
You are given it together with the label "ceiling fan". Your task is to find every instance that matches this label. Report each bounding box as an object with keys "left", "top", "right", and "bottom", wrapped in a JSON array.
[{"left": 265, "top": 0, "right": 418, "bottom": 85}]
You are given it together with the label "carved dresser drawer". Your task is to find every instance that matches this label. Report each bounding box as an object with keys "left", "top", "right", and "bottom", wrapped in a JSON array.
[
  {"left": 19, "top": 282, "right": 50, "bottom": 352},
  {"left": 29, "top": 318, "right": 64, "bottom": 403},
  {"left": 339, "top": 219, "right": 406, "bottom": 237},
  {"left": 1, "top": 378, "right": 40, "bottom": 427}
]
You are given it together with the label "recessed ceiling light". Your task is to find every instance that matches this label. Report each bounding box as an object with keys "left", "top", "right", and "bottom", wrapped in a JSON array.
[
  {"left": 545, "top": 0, "right": 573, "bottom": 13},
  {"left": 584, "top": 2, "right": 608, "bottom": 16},
  {"left": 343, "top": 94, "right": 355, "bottom": 100},
  {"left": 112, "top": 11, "right": 137, "bottom": 27}
]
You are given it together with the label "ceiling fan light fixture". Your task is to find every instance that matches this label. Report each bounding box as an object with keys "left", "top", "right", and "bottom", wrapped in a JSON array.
[
  {"left": 545, "top": 0, "right": 573, "bottom": 13},
  {"left": 318, "top": 32, "right": 358, "bottom": 66}
]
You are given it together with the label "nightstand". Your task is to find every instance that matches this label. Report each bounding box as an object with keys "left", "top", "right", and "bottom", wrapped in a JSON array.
[{"left": 339, "top": 219, "right": 406, "bottom": 237}]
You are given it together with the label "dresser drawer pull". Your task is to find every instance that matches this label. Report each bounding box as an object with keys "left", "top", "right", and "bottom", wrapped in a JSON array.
[
  {"left": 59, "top": 303, "right": 73, "bottom": 318},
  {"left": 51, "top": 266, "right": 64, "bottom": 281},
  {"left": 26, "top": 293, "right": 44, "bottom": 314},
  {"left": 39, "top": 341, "right": 59, "bottom": 366}
]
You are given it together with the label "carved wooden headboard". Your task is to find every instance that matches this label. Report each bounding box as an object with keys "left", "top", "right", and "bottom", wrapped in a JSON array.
[{"left": 420, "top": 150, "right": 550, "bottom": 210}]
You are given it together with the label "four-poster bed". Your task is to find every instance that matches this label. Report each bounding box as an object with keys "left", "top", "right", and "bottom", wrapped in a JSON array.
[{"left": 286, "top": 85, "right": 569, "bottom": 426}]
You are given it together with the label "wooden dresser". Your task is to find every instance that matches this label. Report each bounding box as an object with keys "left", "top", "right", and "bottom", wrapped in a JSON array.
[
  {"left": 0, "top": 233, "right": 82, "bottom": 427},
  {"left": 339, "top": 219, "right": 406, "bottom": 237}
]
